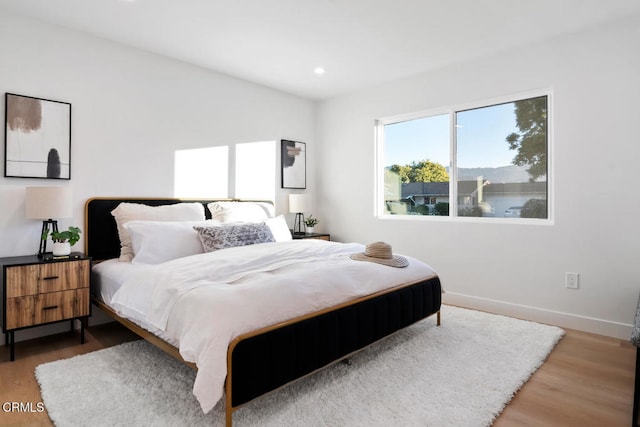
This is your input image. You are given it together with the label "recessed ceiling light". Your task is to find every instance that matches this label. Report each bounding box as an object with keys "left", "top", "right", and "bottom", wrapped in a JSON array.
[{"left": 314, "top": 67, "right": 326, "bottom": 75}]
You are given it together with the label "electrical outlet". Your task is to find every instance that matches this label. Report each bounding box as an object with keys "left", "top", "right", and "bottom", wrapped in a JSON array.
[{"left": 566, "top": 272, "right": 579, "bottom": 289}]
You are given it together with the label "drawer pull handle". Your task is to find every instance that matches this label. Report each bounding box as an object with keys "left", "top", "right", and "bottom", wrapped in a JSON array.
[
  {"left": 42, "top": 305, "right": 59, "bottom": 311},
  {"left": 41, "top": 276, "right": 60, "bottom": 281}
]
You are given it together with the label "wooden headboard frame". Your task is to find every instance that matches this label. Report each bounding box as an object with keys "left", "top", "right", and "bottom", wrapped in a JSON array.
[{"left": 84, "top": 198, "right": 274, "bottom": 261}]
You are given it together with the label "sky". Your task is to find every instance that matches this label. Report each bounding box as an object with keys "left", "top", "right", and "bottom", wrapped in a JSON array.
[{"left": 383, "top": 102, "right": 519, "bottom": 169}]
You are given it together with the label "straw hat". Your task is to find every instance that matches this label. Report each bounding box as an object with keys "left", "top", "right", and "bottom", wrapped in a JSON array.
[{"left": 349, "top": 241, "right": 409, "bottom": 268}]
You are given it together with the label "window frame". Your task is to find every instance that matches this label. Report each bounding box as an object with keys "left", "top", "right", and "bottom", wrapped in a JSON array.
[{"left": 375, "top": 90, "right": 553, "bottom": 224}]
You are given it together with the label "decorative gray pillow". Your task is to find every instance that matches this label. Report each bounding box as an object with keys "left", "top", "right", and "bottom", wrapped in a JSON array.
[{"left": 194, "top": 223, "right": 275, "bottom": 252}]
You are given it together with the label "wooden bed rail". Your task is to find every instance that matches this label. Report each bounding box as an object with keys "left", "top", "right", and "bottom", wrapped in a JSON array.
[{"left": 92, "top": 298, "right": 196, "bottom": 370}]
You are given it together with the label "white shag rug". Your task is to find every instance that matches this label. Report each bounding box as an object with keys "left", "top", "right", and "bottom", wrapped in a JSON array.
[{"left": 36, "top": 305, "right": 564, "bottom": 426}]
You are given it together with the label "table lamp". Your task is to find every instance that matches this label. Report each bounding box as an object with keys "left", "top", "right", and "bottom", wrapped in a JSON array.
[
  {"left": 288, "top": 193, "right": 309, "bottom": 235},
  {"left": 26, "top": 186, "right": 72, "bottom": 258}
]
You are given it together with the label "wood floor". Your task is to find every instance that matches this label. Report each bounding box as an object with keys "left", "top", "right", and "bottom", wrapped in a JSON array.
[{"left": 0, "top": 320, "right": 635, "bottom": 426}]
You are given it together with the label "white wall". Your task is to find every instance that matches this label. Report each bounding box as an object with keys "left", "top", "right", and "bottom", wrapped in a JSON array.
[
  {"left": 0, "top": 11, "right": 315, "bottom": 340},
  {"left": 316, "top": 15, "right": 640, "bottom": 339}
]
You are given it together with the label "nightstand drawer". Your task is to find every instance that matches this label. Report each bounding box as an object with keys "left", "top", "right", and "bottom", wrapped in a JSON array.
[
  {"left": 6, "top": 289, "right": 90, "bottom": 329},
  {"left": 5, "top": 259, "right": 90, "bottom": 298}
]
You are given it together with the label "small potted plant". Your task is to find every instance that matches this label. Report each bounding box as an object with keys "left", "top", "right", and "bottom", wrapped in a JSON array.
[
  {"left": 304, "top": 215, "right": 319, "bottom": 233},
  {"left": 49, "top": 226, "right": 81, "bottom": 256}
]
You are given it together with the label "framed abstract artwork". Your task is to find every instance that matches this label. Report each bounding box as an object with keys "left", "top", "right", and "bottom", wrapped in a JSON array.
[
  {"left": 281, "top": 139, "right": 306, "bottom": 189},
  {"left": 4, "top": 93, "right": 72, "bottom": 179}
]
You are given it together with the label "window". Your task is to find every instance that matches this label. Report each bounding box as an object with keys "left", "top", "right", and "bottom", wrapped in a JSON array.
[{"left": 378, "top": 94, "right": 549, "bottom": 220}]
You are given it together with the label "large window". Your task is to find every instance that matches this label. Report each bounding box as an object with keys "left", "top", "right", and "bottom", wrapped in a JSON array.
[{"left": 378, "top": 94, "right": 549, "bottom": 220}]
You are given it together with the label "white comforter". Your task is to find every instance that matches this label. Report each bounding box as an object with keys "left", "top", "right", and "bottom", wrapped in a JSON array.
[{"left": 109, "top": 240, "right": 437, "bottom": 413}]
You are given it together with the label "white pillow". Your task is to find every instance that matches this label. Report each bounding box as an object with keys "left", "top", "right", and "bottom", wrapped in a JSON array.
[
  {"left": 207, "top": 201, "right": 275, "bottom": 223},
  {"left": 264, "top": 215, "right": 292, "bottom": 242},
  {"left": 124, "top": 220, "right": 219, "bottom": 265},
  {"left": 111, "top": 202, "right": 205, "bottom": 262}
]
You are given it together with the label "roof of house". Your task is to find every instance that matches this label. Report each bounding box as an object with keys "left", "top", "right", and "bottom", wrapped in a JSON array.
[{"left": 401, "top": 181, "right": 546, "bottom": 199}]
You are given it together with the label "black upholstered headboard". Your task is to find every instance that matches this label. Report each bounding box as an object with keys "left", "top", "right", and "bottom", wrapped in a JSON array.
[{"left": 84, "top": 198, "right": 273, "bottom": 261}]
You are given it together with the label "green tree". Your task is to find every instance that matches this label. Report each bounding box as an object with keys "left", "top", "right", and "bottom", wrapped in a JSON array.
[
  {"left": 389, "top": 159, "right": 449, "bottom": 184},
  {"left": 433, "top": 202, "right": 449, "bottom": 216},
  {"left": 506, "top": 96, "right": 547, "bottom": 182},
  {"left": 521, "top": 198, "right": 547, "bottom": 219},
  {"left": 389, "top": 164, "right": 412, "bottom": 183}
]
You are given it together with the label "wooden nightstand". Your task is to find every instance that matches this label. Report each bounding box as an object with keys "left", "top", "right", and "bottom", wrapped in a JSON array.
[
  {"left": 291, "top": 231, "right": 331, "bottom": 241},
  {"left": 0, "top": 254, "right": 91, "bottom": 361}
]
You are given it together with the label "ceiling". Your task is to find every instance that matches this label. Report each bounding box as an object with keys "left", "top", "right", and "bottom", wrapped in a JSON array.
[{"left": 1, "top": 0, "right": 639, "bottom": 100}]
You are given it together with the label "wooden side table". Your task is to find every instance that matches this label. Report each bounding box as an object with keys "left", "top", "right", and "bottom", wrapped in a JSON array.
[
  {"left": 0, "top": 254, "right": 91, "bottom": 361},
  {"left": 291, "top": 231, "right": 330, "bottom": 241}
]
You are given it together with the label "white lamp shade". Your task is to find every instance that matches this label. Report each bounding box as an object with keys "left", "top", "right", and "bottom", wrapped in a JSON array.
[
  {"left": 288, "top": 193, "right": 310, "bottom": 213},
  {"left": 26, "top": 186, "right": 72, "bottom": 219}
]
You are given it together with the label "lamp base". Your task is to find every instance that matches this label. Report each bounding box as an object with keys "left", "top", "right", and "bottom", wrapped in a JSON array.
[
  {"left": 293, "top": 212, "right": 306, "bottom": 235},
  {"left": 38, "top": 219, "right": 58, "bottom": 257}
]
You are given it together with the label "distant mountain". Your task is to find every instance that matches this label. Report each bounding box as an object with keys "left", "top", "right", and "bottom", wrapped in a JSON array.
[{"left": 451, "top": 165, "right": 532, "bottom": 183}]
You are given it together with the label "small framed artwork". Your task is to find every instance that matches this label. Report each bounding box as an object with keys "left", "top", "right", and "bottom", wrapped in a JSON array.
[
  {"left": 281, "top": 139, "right": 306, "bottom": 189},
  {"left": 4, "top": 93, "right": 72, "bottom": 179}
]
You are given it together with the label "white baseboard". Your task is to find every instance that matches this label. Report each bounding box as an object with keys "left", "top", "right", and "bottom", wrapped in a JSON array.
[{"left": 443, "top": 292, "right": 632, "bottom": 340}]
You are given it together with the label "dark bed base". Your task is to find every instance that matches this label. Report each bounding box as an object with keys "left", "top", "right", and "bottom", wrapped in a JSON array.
[
  {"left": 228, "top": 276, "right": 442, "bottom": 409},
  {"left": 84, "top": 198, "right": 442, "bottom": 426}
]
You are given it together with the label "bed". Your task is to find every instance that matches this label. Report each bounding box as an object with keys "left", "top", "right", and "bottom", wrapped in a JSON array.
[{"left": 85, "top": 197, "right": 442, "bottom": 426}]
